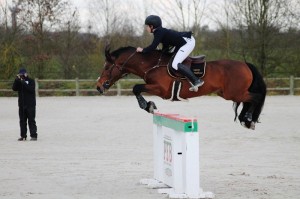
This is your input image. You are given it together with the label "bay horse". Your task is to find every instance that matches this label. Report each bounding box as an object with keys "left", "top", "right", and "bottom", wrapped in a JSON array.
[{"left": 96, "top": 46, "right": 266, "bottom": 130}]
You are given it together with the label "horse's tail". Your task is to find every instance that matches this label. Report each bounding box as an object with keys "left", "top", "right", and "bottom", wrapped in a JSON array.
[{"left": 246, "top": 62, "right": 267, "bottom": 122}]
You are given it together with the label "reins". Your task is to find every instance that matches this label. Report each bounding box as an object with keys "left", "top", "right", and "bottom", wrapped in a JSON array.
[
  {"left": 106, "top": 50, "right": 169, "bottom": 85},
  {"left": 106, "top": 51, "right": 136, "bottom": 86},
  {"left": 143, "top": 51, "right": 168, "bottom": 81},
  {"left": 120, "top": 51, "right": 137, "bottom": 71}
]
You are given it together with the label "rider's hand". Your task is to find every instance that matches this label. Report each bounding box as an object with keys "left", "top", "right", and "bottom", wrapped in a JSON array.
[
  {"left": 136, "top": 47, "right": 143, "bottom": 52},
  {"left": 16, "top": 75, "right": 22, "bottom": 81}
]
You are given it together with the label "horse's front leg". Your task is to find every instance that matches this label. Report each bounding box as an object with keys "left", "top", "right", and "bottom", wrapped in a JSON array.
[
  {"left": 135, "top": 94, "right": 157, "bottom": 113},
  {"left": 133, "top": 84, "right": 160, "bottom": 113}
]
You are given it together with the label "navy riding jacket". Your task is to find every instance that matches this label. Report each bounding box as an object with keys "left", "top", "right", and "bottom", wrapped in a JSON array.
[{"left": 142, "top": 27, "right": 192, "bottom": 53}]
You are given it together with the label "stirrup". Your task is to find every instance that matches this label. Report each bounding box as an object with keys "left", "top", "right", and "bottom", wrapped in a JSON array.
[{"left": 189, "top": 80, "right": 204, "bottom": 92}]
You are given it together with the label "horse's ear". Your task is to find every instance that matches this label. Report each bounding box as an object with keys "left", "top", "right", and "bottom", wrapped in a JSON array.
[
  {"left": 105, "top": 43, "right": 110, "bottom": 53},
  {"left": 105, "top": 44, "right": 113, "bottom": 63}
]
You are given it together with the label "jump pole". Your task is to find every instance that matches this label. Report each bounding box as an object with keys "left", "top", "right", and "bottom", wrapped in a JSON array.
[{"left": 140, "top": 112, "right": 214, "bottom": 199}]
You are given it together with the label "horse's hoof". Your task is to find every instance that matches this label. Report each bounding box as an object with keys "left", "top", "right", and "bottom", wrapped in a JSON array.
[
  {"left": 241, "top": 121, "right": 246, "bottom": 128},
  {"left": 146, "top": 101, "right": 157, "bottom": 114},
  {"left": 241, "top": 121, "right": 254, "bottom": 130}
]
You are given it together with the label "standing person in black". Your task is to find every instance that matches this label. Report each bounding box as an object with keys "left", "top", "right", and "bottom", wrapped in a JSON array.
[{"left": 12, "top": 68, "right": 38, "bottom": 141}]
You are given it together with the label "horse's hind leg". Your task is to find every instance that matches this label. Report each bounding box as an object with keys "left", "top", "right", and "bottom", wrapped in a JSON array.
[
  {"left": 238, "top": 102, "right": 254, "bottom": 129},
  {"left": 239, "top": 93, "right": 263, "bottom": 129},
  {"left": 249, "top": 93, "right": 265, "bottom": 123},
  {"left": 242, "top": 103, "right": 256, "bottom": 129},
  {"left": 238, "top": 102, "right": 250, "bottom": 122}
]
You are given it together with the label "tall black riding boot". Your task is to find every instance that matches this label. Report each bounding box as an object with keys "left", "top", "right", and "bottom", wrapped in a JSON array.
[{"left": 177, "top": 63, "right": 204, "bottom": 92}]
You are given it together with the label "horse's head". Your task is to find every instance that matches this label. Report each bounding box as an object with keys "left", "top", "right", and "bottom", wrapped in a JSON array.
[{"left": 96, "top": 45, "right": 136, "bottom": 94}]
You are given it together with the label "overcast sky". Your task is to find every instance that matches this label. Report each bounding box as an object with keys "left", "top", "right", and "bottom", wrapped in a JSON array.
[
  {"left": 0, "top": 0, "right": 225, "bottom": 33},
  {"left": 2, "top": 0, "right": 299, "bottom": 33},
  {"left": 71, "top": 0, "right": 223, "bottom": 33}
]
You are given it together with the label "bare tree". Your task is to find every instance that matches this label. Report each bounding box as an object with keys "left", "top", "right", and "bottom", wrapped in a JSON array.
[
  {"left": 56, "top": 8, "right": 81, "bottom": 78},
  {"left": 228, "top": 0, "right": 300, "bottom": 75},
  {"left": 0, "top": 0, "right": 23, "bottom": 79},
  {"left": 88, "top": 0, "right": 123, "bottom": 37},
  {"left": 17, "top": 0, "right": 71, "bottom": 78},
  {"left": 0, "top": 0, "right": 9, "bottom": 30},
  {"left": 144, "top": 0, "right": 206, "bottom": 33},
  {"left": 9, "top": 0, "right": 22, "bottom": 32},
  {"left": 208, "top": 0, "right": 232, "bottom": 58}
]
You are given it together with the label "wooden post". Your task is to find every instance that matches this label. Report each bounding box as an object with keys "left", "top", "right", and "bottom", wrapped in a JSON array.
[
  {"left": 75, "top": 78, "right": 79, "bottom": 96},
  {"left": 290, "top": 76, "right": 294, "bottom": 95},
  {"left": 35, "top": 78, "right": 39, "bottom": 97},
  {"left": 117, "top": 81, "right": 121, "bottom": 96}
]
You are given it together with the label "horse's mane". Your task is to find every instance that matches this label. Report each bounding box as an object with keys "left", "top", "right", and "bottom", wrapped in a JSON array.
[
  {"left": 111, "top": 46, "right": 136, "bottom": 58},
  {"left": 111, "top": 46, "right": 172, "bottom": 58}
]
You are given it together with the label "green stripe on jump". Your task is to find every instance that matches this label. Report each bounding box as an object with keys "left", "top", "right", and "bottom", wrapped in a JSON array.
[{"left": 153, "top": 114, "right": 198, "bottom": 132}]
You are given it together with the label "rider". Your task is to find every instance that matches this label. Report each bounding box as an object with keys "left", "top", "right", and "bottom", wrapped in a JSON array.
[{"left": 136, "top": 15, "right": 204, "bottom": 91}]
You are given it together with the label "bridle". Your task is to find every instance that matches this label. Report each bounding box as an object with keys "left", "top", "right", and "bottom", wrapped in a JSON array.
[
  {"left": 103, "top": 51, "right": 136, "bottom": 89},
  {"left": 100, "top": 50, "right": 169, "bottom": 88}
]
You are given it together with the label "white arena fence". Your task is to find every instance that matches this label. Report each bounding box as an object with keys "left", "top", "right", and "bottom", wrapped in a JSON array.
[{"left": 0, "top": 76, "right": 299, "bottom": 96}]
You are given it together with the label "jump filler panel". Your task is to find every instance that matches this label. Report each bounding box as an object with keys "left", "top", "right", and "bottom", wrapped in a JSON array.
[{"left": 140, "top": 112, "right": 214, "bottom": 199}]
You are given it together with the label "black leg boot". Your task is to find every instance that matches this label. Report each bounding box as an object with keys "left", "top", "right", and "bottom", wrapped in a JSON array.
[{"left": 177, "top": 63, "right": 204, "bottom": 92}]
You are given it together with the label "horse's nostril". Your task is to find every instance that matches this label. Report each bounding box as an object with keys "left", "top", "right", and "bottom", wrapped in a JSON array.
[{"left": 96, "top": 86, "right": 103, "bottom": 94}]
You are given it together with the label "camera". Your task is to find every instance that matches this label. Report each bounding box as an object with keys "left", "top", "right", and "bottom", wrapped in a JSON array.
[{"left": 17, "top": 74, "right": 25, "bottom": 80}]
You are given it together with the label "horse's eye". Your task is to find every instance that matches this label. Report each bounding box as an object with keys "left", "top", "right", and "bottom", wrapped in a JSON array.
[{"left": 104, "top": 61, "right": 114, "bottom": 70}]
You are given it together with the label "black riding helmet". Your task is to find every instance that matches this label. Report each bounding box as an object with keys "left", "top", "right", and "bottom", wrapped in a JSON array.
[{"left": 145, "top": 15, "right": 162, "bottom": 29}]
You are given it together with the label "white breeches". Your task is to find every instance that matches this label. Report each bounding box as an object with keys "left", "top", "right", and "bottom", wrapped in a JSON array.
[{"left": 172, "top": 36, "right": 195, "bottom": 70}]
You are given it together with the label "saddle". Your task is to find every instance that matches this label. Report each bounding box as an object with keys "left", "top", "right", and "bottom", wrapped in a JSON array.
[
  {"left": 166, "top": 55, "right": 206, "bottom": 101},
  {"left": 168, "top": 55, "right": 206, "bottom": 79}
]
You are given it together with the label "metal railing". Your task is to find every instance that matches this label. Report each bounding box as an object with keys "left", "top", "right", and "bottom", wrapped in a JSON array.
[{"left": 1, "top": 76, "right": 299, "bottom": 96}]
